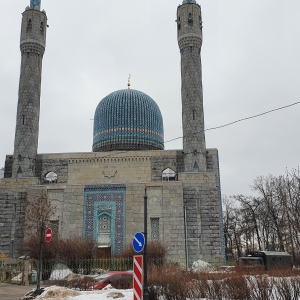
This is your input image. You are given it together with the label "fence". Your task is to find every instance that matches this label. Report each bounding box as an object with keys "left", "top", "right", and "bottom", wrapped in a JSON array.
[
  {"left": 0, "top": 256, "right": 223, "bottom": 284},
  {"left": 0, "top": 258, "right": 24, "bottom": 283}
]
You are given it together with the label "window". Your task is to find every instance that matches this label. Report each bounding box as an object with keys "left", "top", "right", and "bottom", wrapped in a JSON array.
[
  {"left": 110, "top": 275, "right": 121, "bottom": 282},
  {"left": 193, "top": 162, "right": 199, "bottom": 172},
  {"left": 188, "top": 13, "right": 193, "bottom": 27},
  {"left": 50, "top": 220, "right": 59, "bottom": 238},
  {"left": 151, "top": 218, "right": 159, "bottom": 241},
  {"left": 199, "top": 16, "right": 203, "bottom": 28},
  {"left": 177, "top": 17, "right": 181, "bottom": 30},
  {"left": 162, "top": 168, "right": 176, "bottom": 181},
  {"left": 27, "top": 19, "right": 32, "bottom": 33},
  {"left": 44, "top": 171, "right": 58, "bottom": 183},
  {"left": 40, "top": 22, "right": 44, "bottom": 36},
  {"left": 17, "top": 167, "right": 23, "bottom": 178}
]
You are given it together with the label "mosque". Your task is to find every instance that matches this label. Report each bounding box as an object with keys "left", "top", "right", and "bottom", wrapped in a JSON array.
[{"left": 0, "top": 0, "right": 224, "bottom": 264}]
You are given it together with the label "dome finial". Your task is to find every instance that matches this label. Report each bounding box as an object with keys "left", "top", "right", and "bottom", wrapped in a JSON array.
[
  {"left": 30, "top": 0, "right": 41, "bottom": 10},
  {"left": 127, "top": 74, "right": 131, "bottom": 89}
]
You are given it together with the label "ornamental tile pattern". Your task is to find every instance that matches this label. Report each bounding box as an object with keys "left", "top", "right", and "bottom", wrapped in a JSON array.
[
  {"left": 30, "top": 0, "right": 41, "bottom": 9},
  {"left": 151, "top": 218, "right": 160, "bottom": 241},
  {"left": 84, "top": 185, "right": 126, "bottom": 255},
  {"left": 93, "top": 89, "right": 164, "bottom": 151}
]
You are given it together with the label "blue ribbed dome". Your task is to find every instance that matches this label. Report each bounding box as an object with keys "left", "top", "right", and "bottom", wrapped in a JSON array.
[{"left": 93, "top": 89, "right": 164, "bottom": 152}]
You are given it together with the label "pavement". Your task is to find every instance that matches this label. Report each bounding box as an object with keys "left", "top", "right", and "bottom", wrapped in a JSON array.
[{"left": 0, "top": 283, "right": 43, "bottom": 300}]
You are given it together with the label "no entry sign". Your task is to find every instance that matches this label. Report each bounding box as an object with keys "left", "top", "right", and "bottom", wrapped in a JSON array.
[
  {"left": 133, "top": 255, "right": 143, "bottom": 300},
  {"left": 45, "top": 228, "right": 52, "bottom": 242}
]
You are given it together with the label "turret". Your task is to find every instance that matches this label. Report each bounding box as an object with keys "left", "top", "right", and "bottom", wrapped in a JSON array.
[
  {"left": 177, "top": 0, "right": 206, "bottom": 172},
  {"left": 12, "top": 0, "right": 47, "bottom": 177}
]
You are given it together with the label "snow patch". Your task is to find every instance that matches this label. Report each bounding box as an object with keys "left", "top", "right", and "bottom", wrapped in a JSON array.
[
  {"left": 49, "top": 263, "right": 73, "bottom": 280},
  {"left": 191, "top": 260, "right": 211, "bottom": 272}
]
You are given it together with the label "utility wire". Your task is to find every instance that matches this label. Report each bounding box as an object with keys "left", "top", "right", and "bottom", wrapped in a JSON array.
[{"left": 165, "top": 101, "right": 300, "bottom": 144}]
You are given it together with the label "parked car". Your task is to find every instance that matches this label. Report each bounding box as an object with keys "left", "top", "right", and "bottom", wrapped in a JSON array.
[
  {"left": 238, "top": 251, "right": 292, "bottom": 270},
  {"left": 86, "top": 271, "right": 133, "bottom": 290}
]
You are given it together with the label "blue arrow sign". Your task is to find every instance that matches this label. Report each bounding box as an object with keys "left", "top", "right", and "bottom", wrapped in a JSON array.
[{"left": 132, "top": 232, "right": 145, "bottom": 253}]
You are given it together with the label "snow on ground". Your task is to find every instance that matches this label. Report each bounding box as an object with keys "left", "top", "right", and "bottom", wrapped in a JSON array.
[
  {"left": 191, "top": 259, "right": 211, "bottom": 272},
  {"left": 34, "top": 285, "right": 135, "bottom": 300},
  {"left": 49, "top": 263, "right": 73, "bottom": 280}
]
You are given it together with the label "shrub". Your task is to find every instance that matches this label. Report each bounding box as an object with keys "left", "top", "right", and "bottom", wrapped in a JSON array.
[
  {"left": 118, "top": 241, "right": 168, "bottom": 265},
  {"left": 148, "top": 265, "right": 193, "bottom": 300}
]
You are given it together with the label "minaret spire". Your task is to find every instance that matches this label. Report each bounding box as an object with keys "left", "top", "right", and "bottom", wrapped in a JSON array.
[
  {"left": 177, "top": 0, "right": 206, "bottom": 172},
  {"left": 12, "top": 3, "right": 47, "bottom": 177},
  {"left": 30, "top": 0, "right": 41, "bottom": 10}
]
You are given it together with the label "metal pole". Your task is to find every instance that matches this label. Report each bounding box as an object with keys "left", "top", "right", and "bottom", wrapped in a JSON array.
[
  {"left": 143, "top": 187, "right": 149, "bottom": 300},
  {"left": 184, "top": 205, "right": 188, "bottom": 270},
  {"left": 37, "top": 221, "right": 44, "bottom": 291}
]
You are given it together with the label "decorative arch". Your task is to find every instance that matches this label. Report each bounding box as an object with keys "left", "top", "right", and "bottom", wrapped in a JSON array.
[
  {"left": 97, "top": 212, "right": 112, "bottom": 246},
  {"left": 44, "top": 171, "right": 58, "bottom": 183},
  {"left": 162, "top": 168, "right": 176, "bottom": 181},
  {"left": 17, "top": 167, "right": 23, "bottom": 178}
]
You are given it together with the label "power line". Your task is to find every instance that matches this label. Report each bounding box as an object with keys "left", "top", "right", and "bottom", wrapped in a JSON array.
[{"left": 164, "top": 101, "right": 300, "bottom": 144}]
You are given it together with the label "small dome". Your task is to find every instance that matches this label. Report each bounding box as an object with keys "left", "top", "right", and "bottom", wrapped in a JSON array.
[
  {"left": 93, "top": 89, "right": 164, "bottom": 152},
  {"left": 182, "top": 0, "right": 196, "bottom": 3}
]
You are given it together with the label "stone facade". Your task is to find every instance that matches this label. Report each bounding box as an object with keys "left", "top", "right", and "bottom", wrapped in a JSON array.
[
  {"left": 177, "top": 2, "right": 206, "bottom": 172},
  {"left": 12, "top": 8, "right": 47, "bottom": 178},
  {"left": 1, "top": 149, "right": 224, "bottom": 263},
  {"left": 0, "top": 0, "right": 225, "bottom": 265}
]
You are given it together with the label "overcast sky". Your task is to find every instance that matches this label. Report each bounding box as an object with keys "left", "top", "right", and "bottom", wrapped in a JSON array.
[{"left": 0, "top": 0, "right": 299, "bottom": 197}]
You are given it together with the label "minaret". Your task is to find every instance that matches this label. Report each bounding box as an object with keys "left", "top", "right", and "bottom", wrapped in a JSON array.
[
  {"left": 177, "top": 0, "right": 206, "bottom": 172},
  {"left": 12, "top": 0, "right": 47, "bottom": 178}
]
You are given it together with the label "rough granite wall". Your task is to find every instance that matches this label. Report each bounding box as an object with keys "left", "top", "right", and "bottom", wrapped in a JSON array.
[
  {"left": 12, "top": 8, "right": 47, "bottom": 178},
  {"left": 1, "top": 149, "right": 223, "bottom": 263},
  {"left": 179, "top": 172, "right": 223, "bottom": 263},
  {"left": 35, "top": 156, "right": 69, "bottom": 184},
  {"left": 125, "top": 183, "right": 185, "bottom": 260},
  {"left": 177, "top": 2, "right": 206, "bottom": 172},
  {"left": 150, "top": 150, "right": 184, "bottom": 181},
  {"left": 0, "top": 178, "right": 38, "bottom": 256}
]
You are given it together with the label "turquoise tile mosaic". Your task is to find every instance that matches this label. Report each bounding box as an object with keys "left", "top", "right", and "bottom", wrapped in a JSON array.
[
  {"left": 93, "top": 89, "right": 164, "bottom": 152},
  {"left": 84, "top": 185, "right": 126, "bottom": 255},
  {"left": 30, "top": 0, "right": 41, "bottom": 9}
]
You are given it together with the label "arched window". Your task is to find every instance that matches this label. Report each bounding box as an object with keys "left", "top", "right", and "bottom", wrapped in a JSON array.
[
  {"left": 177, "top": 17, "right": 181, "bottom": 30},
  {"left": 193, "top": 162, "right": 199, "bottom": 172},
  {"left": 40, "top": 22, "right": 44, "bottom": 36},
  {"left": 162, "top": 168, "right": 176, "bottom": 181},
  {"left": 44, "top": 171, "right": 58, "bottom": 183},
  {"left": 188, "top": 13, "right": 193, "bottom": 27},
  {"left": 17, "top": 167, "right": 23, "bottom": 178},
  {"left": 27, "top": 19, "right": 32, "bottom": 33}
]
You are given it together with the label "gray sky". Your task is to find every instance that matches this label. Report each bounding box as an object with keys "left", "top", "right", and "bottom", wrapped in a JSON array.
[{"left": 0, "top": 0, "right": 299, "bottom": 197}]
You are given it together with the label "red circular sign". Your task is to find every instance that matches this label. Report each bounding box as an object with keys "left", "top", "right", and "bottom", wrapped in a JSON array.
[{"left": 45, "top": 228, "right": 52, "bottom": 243}]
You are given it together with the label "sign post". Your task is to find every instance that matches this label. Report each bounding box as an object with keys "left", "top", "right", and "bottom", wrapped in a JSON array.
[
  {"left": 143, "top": 188, "right": 149, "bottom": 300},
  {"left": 45, "top": 228, "right": 52, "bottom": 243},
  {"left": 36, "top": 222, "right": 44, "bottom": 292},
  {"left": 132, "top": 232, "right": 145, "bottom": 253},
  {"left": 133, "top": 255, "right": 143, "bottom": 300},
  {"left": 132, "top": 187, "right": 149, "bottom": 300}
]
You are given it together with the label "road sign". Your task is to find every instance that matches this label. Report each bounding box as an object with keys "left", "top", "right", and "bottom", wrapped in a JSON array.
[
  {"left": 45, "top": 228, "right": 52, "bottom": 243},
  {"left": 133, "top": 255, "right": 143, "bottom": 300},
  {"left": 132, "top": 232, "right": 145, "bottom": 253}
]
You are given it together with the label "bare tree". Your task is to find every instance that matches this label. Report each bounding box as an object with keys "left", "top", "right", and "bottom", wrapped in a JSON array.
[
  {"left": 21, "top": 190, "right": 57, "bottom": 259},
  {"left": 24, "top": 190, "right": 55, "bottom": 235}
]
